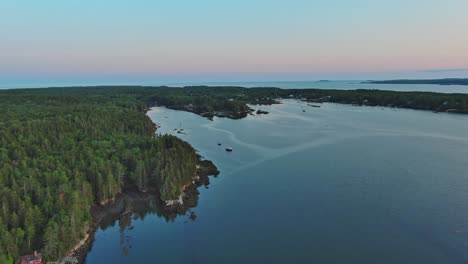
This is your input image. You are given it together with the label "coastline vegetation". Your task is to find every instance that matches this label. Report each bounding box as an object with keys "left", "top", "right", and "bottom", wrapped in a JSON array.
[
  {"left": 0, "top": 87, "right": 215, "bottom": 262},
  {"left": 1, "top": 85, "right": 468, "bottom": 262}
]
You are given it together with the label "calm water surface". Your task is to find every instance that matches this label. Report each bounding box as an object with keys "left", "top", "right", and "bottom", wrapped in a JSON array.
[
  {"left": 86, "top": 100, "right": 468, "bottom": 263},
  {"left": 2, "top": 81, "right": 468, "bottom": 94}
]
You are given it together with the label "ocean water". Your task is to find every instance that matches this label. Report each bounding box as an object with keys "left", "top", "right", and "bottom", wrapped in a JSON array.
[
  {"left": 2, "top": 80, "right": 468, "bottom": 94},
  {"left": 85, "top": 101, "right": 468, "bottom": 263}
]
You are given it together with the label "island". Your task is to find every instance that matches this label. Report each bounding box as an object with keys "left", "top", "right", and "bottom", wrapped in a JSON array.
[
  {"left": 366, "top": 78, "right": 468, "bottom": 86},
  {"left": 256, "top": 109, "right": 269, "bottom": 115},
  {"left": 1, "top": 85, "right": 468, "bottom": 263}
]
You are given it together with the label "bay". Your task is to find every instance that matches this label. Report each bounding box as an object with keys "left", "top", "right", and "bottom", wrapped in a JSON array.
[{"left": 85, "top": 100, "right": 468, "bottom": 263}]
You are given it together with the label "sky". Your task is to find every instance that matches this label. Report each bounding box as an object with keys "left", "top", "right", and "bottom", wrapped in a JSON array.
[{"left": 1, "top": 0, "right": 468, "bottom": 87}]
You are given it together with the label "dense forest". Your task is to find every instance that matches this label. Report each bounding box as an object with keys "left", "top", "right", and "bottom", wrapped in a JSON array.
[
  {"left": 0, "top": 87, "right": 211, "bottom": 262},
  {"left": 1, "top": 85, "right": 468, "bottom": 262},
  {"left": 367, "top": 78, "right": 468, "bottom": 86}
]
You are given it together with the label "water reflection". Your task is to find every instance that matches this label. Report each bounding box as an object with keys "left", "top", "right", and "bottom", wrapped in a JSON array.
[
  {"left": 90, "top": 171, "right": 214, "bottom": 257},
  {"left": 119, "top": 211, "right": 132, "bottom": 256}
]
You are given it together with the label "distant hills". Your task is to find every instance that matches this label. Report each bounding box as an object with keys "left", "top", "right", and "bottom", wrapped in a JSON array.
[{"left": 366, "top": 78, "right": 468, "bottom": 86}]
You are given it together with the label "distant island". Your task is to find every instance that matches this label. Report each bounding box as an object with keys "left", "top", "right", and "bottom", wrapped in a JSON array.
[
  {"left": 2, "top": 85, "right": 468, "bottom": 263},
  {"left": 366, "top": 78, "right": 468, "bottom": 86}
]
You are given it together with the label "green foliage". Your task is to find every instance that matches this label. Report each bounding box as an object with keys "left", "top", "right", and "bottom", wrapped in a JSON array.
[
  {"left": 0, "top": 254, "right": 14, "bottom": 264},
  {"left": 0, "top": 87, "right": 200, "bottom": 261}
]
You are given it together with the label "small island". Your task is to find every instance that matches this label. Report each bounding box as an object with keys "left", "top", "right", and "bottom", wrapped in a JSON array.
[{"left": 256, "top": 109, "right": 269, "bottom": 115}]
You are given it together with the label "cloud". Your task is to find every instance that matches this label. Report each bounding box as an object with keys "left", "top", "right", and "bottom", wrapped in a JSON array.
[{"left": 420, "top": 68, "right": 468, "bottom": 73}]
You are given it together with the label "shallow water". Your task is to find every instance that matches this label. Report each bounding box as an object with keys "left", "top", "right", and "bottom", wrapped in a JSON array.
[{"left": 86, "top": 101, "right": 468, "bottom": 263}]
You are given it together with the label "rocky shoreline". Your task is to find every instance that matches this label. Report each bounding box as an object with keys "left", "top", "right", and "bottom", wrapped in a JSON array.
[
  {"left": 68, "top": 156, "right": 219, "bottom": 263},
  {"left": 67, "top": 195, "right": 124, "bottom": 263},
  {"left": 60, "top": 107, "right": 220, "bottom": 263}
]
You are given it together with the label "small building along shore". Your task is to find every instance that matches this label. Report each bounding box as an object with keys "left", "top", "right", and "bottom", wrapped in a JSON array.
[{"left": 16, "top": 252, "right": 42, "bottom": 264}]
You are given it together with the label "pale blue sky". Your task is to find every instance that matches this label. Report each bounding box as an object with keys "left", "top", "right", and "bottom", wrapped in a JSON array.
[{"left": 1, "top": 0, "right": 468, "bottom": 86}]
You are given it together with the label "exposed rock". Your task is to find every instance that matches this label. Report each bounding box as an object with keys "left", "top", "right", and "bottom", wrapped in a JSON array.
[{"left": 165, "top": 195, "right": 184, "bottom": 206}]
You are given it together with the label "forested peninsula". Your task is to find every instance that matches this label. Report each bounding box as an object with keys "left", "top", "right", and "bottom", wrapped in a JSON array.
[
  {"left": 2, "top": 86, "right": 468, "bottom": 262},
  {"left": 0, "top": 87, "right": 219, "bottom": 262}
]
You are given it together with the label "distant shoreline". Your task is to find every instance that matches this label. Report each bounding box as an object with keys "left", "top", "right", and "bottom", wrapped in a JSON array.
[
  {"left": 366, "top": 78, "right": 468, "bottom": 86},
  {"left": 3, "top": 79, "right": 468, "bottom": 92}
]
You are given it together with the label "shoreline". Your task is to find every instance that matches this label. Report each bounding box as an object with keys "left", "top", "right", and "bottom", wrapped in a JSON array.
[
  {"left": 68, "top": 193, "right": 126, "bottom": 263},
  {"left": 70, "top": 156, "right": 219, "bottom": 263},
  {"left": 65, "top": 106, "right": 220, "bottom": 263}
]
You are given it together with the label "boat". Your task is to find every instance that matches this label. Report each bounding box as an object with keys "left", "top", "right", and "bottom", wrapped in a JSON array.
[
  {"left": 218, "top": 142, "right": 222, "bottom": 146},
  {"left": 225, "top": 147, "right": 233, "bottom": 152}
]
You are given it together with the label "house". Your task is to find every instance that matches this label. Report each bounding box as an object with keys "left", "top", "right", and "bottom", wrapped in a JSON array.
[{"left": 17, "top": 251, "right": 42, "bottom": 264}]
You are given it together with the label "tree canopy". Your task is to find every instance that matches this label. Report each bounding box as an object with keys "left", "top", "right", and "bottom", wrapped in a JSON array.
[{"left": 0, "top": 87, "right": 202, "bottom": 261}]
